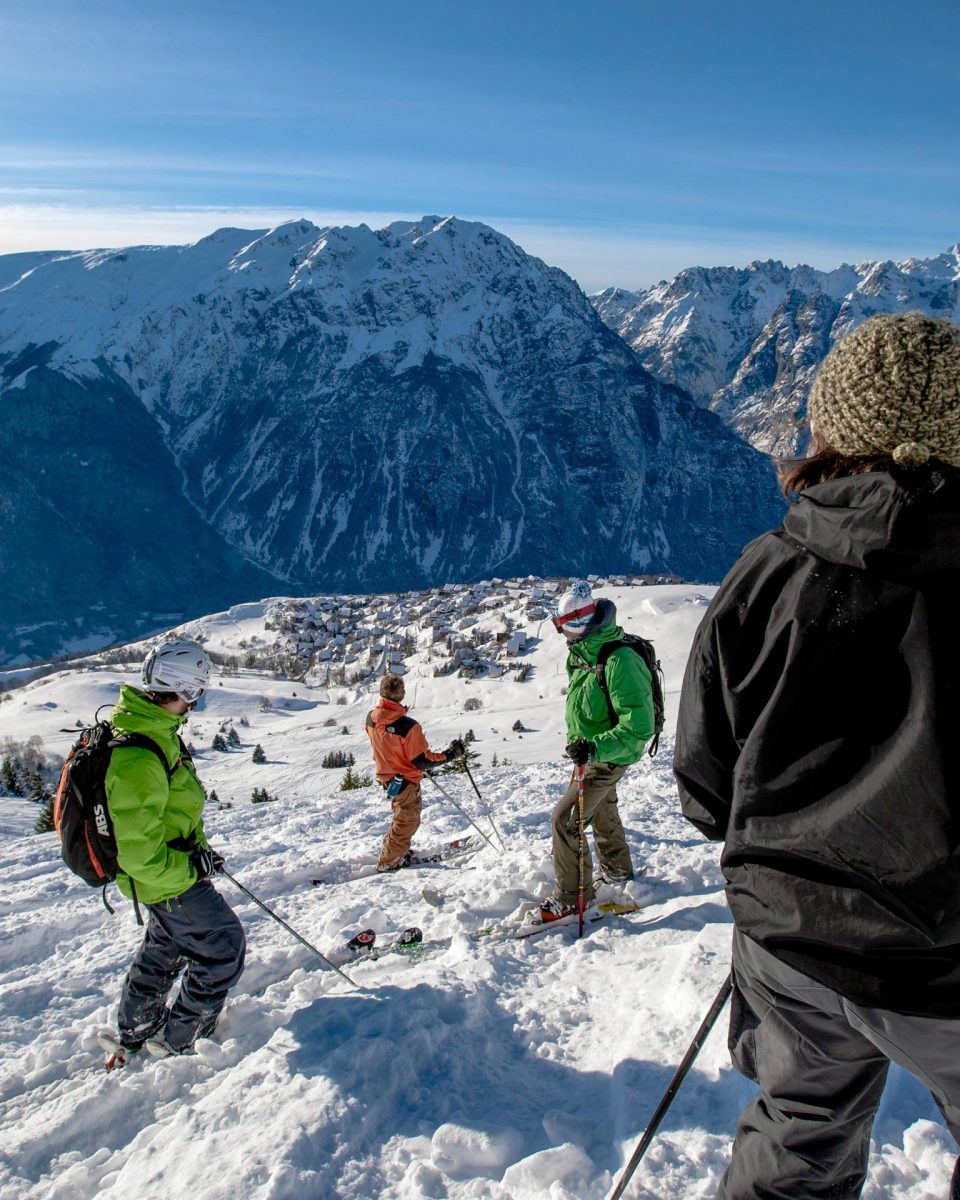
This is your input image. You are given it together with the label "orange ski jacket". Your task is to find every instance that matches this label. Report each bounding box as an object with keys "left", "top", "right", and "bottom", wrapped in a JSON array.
[{"left": 365, "top": 698, "right": 448, "bottom": 783}]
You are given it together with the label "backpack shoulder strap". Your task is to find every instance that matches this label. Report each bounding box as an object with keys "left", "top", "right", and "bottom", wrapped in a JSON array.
[
  {"left": 109, "top": 732, "right": 174, "bottom": 781},
  {"left": 593, "top": 640, "right": 627, "bottom": 727}
]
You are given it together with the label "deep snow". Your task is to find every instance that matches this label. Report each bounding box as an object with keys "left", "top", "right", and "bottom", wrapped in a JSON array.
[{"left": 0, "top": 585, "right": 954, "bottom": 1199}]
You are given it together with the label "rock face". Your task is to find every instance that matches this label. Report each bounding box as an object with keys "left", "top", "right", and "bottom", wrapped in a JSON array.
[
  {"left": 592, "top": 248, "right": 960, "bottom": 456},
  {"left": 0, "top": 216, "right": 782, "bottom": 663}
]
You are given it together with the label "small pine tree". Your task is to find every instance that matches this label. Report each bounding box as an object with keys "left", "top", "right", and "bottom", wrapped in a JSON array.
[
  {"left": 252, "top": 744, "right": 267, "bottom": 764},
  {"left": 340, "top": 725, "right": 349, "bottom": 736},
  {"left": 34, "top": 795, "right": 54, "bottom": 833},
  {"left": 212, "top": 733, "right": 228, "bottom": 752},
  {"left": 464, "top": 729, "right": 476, "bottom": 744},
  {"left": 340, "top": 765, "right": 373, "bottom": 791},
  {"left": 227, "top": 727, "right": 242, "bottom": 748},
  {"left": 491, "top": 752, "right": 499, "bottom": 767},
  {"left": 1, "top": 757, "right": 22, "bottom": 796},
  {"left": 512, "top": 719, "right": 524, "bottom": 732},
  {"left": 208, "top": 789, "right": 220, "bottom": 805},
  {"left": 251, "top": 786, "right": 279, "bottom": 804},
  {"left": 240, "top": 715, "right": 250, "bottom": 727}
]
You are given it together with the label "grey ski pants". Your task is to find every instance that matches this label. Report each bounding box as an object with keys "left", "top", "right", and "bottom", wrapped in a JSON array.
[
  {"left": 550, "top": 761, "right": 633, "bottom": 905},
  {"left": 718, "top": 927, "right": 960, "bottom": 1200},
  {"left": 118, "top": 879, "right": 245, "bottom": 1052}
]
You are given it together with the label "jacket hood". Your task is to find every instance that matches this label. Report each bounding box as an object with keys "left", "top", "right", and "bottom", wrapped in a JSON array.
[
  {"left": 112, "top": 684, "right": 188, "bottom": 735},
  {"left": 566, "top": 597, "right": 617, "bottom": 643},
  {"left": 783, "top": 469, "right": 960, "bottom": 581},
  {"left": 370, "top": 698, "right": 409, "bottom": 727},
  {"left": 567, "top": 602, "right": 625, "bottom": 666}
]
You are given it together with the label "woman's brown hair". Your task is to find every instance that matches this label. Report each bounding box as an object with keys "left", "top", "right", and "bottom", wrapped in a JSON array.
[{"left": 777, "top": 429, "right": 898, "bottom": 498}]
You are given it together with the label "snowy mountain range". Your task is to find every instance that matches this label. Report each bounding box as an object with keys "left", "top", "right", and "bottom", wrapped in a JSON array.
[
  {"left": 592, "top": 246, "right": 960, "bottom": 456},
  {"left": 0, "top": 217, "right": 782, "bottom": 665}
]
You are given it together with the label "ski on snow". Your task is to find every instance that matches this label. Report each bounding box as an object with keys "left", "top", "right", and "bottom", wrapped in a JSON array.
[
  {"left": 421, "top": 889, "right": 643, "bottom": 940},
  {"left": 325, "top": 926, "right": 425, "bottom": 967},
  {"left": 507, "top": 900, "right": 642, "bottom": 939},
  {"left": 310, "top": 834, "right": 485, "bottom": 886}
]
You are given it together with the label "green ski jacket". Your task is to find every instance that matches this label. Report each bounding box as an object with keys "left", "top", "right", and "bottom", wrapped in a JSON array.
[
  {"left": 105, "top": 684, "right": 209, "bottom": 905},
  {"left": 565, "top": 620, "right": 654, "bottom": 765}
]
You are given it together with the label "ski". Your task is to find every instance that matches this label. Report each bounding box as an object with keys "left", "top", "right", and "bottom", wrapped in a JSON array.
[
  {"left": 469, "top": 900, "right": 643, "bottom": 942},
  {"left": 96, "top": 1030, "right": 141, "bottom": 1072},
  {"left": 310, "top": 834, "right": 485, "bottom": 886},
  {"left": 326, "top": 926, "right": 424, "bottom": 966},
  {"left": 513, "top": 900, "right": 642, "bottom": 938}
]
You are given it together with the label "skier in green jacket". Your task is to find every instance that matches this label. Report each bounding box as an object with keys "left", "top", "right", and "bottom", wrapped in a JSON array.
[
  {"left": 540, "top": 581, "right": 654, "bottom": 923},
  {"left": 98, "top": 640, "right": 245, "bottom": 1065}
]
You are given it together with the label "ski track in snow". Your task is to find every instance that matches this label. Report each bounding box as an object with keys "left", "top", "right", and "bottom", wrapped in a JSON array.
[{"left": 0, "top": 585, "right": 955, "bottom": 1199}]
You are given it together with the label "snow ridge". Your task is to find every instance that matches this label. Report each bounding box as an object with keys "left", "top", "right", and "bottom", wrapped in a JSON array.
[{"left": 0, "top": 582, "right": 953, "bottom": 1199}]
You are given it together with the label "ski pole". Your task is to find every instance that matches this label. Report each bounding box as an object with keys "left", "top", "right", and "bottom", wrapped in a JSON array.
[
  {"left": 221, "top": 870, "right": 360, "bottom": 990},
  {"left": 576, "top": 763, "right": 586, "bottom": 938},
  {"left": 423, "top": 773, "right": 497, "bottom": 852},
  {"left": 608, "top": 971, "right": 733, "bottom": 1200},
  {"left": 461, "top": 758, "right": 506, "bottom": 851}
]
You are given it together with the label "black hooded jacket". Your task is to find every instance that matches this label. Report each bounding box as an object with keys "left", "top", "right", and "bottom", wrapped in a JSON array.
[{"left": 674, "top": 468, "right": 960, "bottom": 1015}]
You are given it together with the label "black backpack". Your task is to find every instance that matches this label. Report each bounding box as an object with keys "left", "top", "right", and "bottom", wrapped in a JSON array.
[
  {"left": 579, "top": 634, "right": 666, "bottom": 757},
  {"left": 53, "top": 717, "right": 177, "bottom": 920}
]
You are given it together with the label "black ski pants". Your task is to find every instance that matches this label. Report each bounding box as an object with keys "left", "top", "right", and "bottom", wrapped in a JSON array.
[
  {"left": 719, "top": 928, "right": 960, "bottom": 1199},
  {"left": 118, "top": 879, "right": 245, "bottom": 1052}
]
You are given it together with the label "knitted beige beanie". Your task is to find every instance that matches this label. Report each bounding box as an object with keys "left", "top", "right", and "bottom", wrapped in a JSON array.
[
  {"left": 379, "top": 673, "right": 406, "bottom": 700},
  {"left": 808, "top": 311, "right": 960, "bottom": 466}
]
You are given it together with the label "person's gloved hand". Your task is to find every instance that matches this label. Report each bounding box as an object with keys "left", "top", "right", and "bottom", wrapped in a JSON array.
[
  {"left": 190, "top": 847, "right": 225, "bottom": 880},
  {"left": 564, "top": 739, "right": 595, "bottom": 766},
  {"left": 444, "top": 738, "right": 466, "bottom": 761}
]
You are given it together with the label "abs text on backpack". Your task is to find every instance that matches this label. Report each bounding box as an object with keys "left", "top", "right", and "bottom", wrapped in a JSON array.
[
  {"left": 53, "top": 718, "right": 176, "bottom": 915},
  {"left": 593, "top": 634, "right": 666, "bottom": 756}
]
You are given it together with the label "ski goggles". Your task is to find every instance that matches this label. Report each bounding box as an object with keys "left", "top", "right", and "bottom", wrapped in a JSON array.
[{"left": 551, "top": 602, "right": 597, "bottom": 632}]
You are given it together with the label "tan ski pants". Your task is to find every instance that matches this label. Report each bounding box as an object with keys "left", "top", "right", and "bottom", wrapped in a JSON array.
[
  {"left": 377, "top": 780, "right": 422, "bottom": 869},
  {"left": 550, "top": 761, "right": 633, "bottom": 905}
]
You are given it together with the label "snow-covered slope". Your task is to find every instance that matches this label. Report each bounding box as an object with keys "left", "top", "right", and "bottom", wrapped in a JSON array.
[
  {"left": 0, "top": 583, "right": 953, "bottom": 1199},
  {"left": 592, "top": 247, "right": 960, "bottom": 456},
  {"left": 0, "top": 217, "right": 782, "bottom": 664}
]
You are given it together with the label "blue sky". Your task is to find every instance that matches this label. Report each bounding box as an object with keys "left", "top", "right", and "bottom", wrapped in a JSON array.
[{"left": 1, "top": 0, "right": 958, "bottom": 289}]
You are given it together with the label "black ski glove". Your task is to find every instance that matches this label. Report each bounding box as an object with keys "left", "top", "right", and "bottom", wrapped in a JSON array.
[
  {"left": 190, "top": 847, "right": 225, "bottom": 880},
  {"left": 564, "top": 739, "right": 595, "bottom": 766},
  {"left": 444, "top": 738, "right": 466, "bottom": 761}
]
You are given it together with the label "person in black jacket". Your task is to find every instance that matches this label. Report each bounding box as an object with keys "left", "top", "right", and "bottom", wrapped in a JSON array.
[{"left": 674, "top": 311, "right": 960, "bottom": 1200}]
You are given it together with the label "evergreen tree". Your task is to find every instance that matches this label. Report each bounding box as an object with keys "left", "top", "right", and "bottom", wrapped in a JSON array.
[
  {"left": 340, "top": 765, "right": 372, "bottom": 791},
  {"left": 212, "top": 733, "right": 228, "bottom": 752},
  {"left": 252, "top": 744, "right": 267, "bottom": 764},
  {"left": 34, "top": 795, "right": 54, "bottom": 833},
  {"left": 1, "top": 757, "right": 22, "bottom": 796},
  {"left": 512, "top": 719, "right": 524, "bottom": 732},
  {"left": 227, "top": 727, "right": 242, "bottom": 748}
]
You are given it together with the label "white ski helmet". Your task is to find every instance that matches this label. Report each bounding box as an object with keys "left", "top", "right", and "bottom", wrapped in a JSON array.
[
  {"left": 552, "top": 581, "right": 597, "bottom": 636},
  {"left": 140, "top": 639, "right": 211, "bottom": 703}
]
